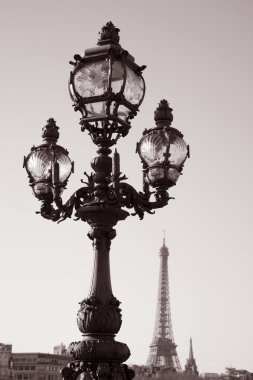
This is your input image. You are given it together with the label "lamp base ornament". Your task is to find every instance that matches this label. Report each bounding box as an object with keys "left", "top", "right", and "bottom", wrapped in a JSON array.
[
  {"left": 61, "top": 361, "right": 135, "bottom": 380},
  {"left": 68, "top": 339, "right": 130, "bottom": 363}
]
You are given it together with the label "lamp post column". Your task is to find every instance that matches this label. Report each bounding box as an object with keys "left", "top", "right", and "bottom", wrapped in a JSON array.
[
  {"left": 62, "top": 149, "right": 133, "bottom": 380},
  {"left": 75, "top": 208, "right": 129, "bottom": 344}
]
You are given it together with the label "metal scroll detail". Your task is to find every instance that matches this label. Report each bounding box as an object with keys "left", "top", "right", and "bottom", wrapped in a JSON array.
[
  {"left": 36, "top": 176, "right": 171, "bottom": 222},
  {"left": 36, "top": 148, "right": 172, "bottom": 223}
]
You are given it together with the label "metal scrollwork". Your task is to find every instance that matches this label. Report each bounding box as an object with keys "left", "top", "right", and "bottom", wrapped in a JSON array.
[
  {"left": 61, "top": 361, "right": 135, "bottom": 380},
  {"left": 37, "top": 155, "right": 171, "bottom": 223}
]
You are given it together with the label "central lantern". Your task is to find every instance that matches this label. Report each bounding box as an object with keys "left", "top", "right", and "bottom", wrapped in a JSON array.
[{"left": 69, "top": 22, "right": 146, "bottom": 145}]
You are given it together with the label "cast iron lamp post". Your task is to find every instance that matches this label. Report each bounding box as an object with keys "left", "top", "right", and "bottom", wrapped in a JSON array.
[{"left": 24, "top": 22, "right": 189, "bottom": 380}]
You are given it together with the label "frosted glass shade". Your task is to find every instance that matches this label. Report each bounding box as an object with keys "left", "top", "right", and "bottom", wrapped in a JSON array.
[
  {"left": 139, "top": 132, "right": 187, "bottom": 169},
  {"left": 138, "top": 130, "right": 188, "bottom": 188},
  {"left": 70, "top": 57, "right": 145, "bottom": 128},
  {"left": 26, "top": 147, "right": 72, "bottom": 199},
  {"left": 27, "top": 148, "right": 72, "bottom": 183},
  {"left": 124, "top": 66, "right": 145, "bottom": 105},
  {"left": 74, "top": 61, "right": 109, "bottom": 98}
]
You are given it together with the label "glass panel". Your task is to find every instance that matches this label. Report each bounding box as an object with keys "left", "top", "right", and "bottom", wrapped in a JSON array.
[
  {"left": 110, "top": 101, "right": 117, "bottom": 115},
  {"left": 147, "top": 167, "right": 180, "bottom": 186},
  {"left": 110, "top": 60, "right": 124, "bottom": 94},
  {"left": 147, "top": 167, "right": 165, "bottom": 183},
  {"left": 74, "top": 61, "right": 109, "bottom": 97},
  {"left": 169, "top": 136, "right": 188, "bottom": 168},
  {"left": 139, "top": 132, "right": 168, "bottom": 166},
  {"left": 27, "top": 150, "right": 52, "bottom": 181},
  {"left": 124, "top": 67, "right": 144, "bottom": 105},
  {"left": 27, "top": 149, "right": 72, "bottom": 183},
  {"left": 117, "top": 104, "right": 131, "bottom": 121},
  {"left": 33, "top": 183, "right": 53, "bottom": 197},
  {"left": 167, "top": 168, "right": 180, "bottom": 184},
  {"left": 85, "top": 102, "right": 107, "bottom": 118}
]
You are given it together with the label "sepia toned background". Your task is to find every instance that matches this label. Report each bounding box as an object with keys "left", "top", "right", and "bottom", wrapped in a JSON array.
[{"left": 0, "top": 0, "right": 252, "bottom": 374}]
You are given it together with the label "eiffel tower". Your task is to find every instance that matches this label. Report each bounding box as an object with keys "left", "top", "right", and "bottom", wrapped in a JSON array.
[{"left": 146, "top": 236, "right": 181, "bottom": 371}]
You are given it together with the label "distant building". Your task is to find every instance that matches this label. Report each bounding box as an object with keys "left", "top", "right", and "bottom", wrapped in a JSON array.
[
  {"left": 203, "top": 370, "right": 253, "bottom": 380},
  {"left": 0, "top": 343, "right": 13, "bottom": 380},
  {"left": 226, "top": 368, "right": 253, "bottom": 380},
  {"left": 184, "top": 338, "right": 198, "bottom": 376},
  {"left": 12, "top": 352, "right": 69, "bottom": 380},
  {"left": 203, "top": 373, "right": 221, "bottom": 379},
  {"left": 132, "top": 364, "right": 202, "bottom": 380},
  {"left": 53, "top": 344, "right": 67, "bottom": 356},
  {"left": 0, "top": 343, "right": 69, "bottom": 380}
]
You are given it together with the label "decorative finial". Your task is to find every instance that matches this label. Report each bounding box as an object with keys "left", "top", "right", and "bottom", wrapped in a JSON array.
[
  {"left": 154, "top": 99, "right": 173, "bottom": 127},
  {"left": 97, "top": 21, "right": 120, "bottom": 46},
  {"left": 42, "top": 118, "right": 59, "bottom": 144},
  {"left": 163, "top": 230, "right": 166, "bottom": 246}
]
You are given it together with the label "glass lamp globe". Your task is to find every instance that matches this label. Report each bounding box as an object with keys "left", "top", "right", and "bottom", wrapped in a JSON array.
[
  {"left": 69, "top": 22, "right": 146, "bottom": 144},
  {"left": 137, "top": 100, "right": 189, "bottom": 189},
  {"left": 24, "top": 119, "right": 73, "bottom": 201}
]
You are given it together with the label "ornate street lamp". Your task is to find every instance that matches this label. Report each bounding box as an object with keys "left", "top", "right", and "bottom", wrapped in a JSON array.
[{"left": 24, "top": 22, "right": 189, "bottom": 380}]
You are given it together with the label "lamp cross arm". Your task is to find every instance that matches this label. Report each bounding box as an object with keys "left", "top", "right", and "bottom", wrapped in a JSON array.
[
  {"left": 37, "top": 184, "right": 94, "bottom": 223},
  {"left": 115, "top": 181, "right": 172, "bottom": 220}
]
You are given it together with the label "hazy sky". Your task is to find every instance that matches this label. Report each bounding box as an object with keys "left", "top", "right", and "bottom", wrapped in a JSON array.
[{"left": 1, "top": 0, "right": 253, "bottom": 375}]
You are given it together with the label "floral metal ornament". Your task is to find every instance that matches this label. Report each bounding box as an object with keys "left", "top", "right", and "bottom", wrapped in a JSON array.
[{"left": 98, "top": 21, "right": 120, "bottom": 45}]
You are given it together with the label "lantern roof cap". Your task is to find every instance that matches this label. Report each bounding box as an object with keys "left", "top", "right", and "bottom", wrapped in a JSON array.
[
  {"left": 98, "top": 21, "right": 120, "bottom": 46},
  {"left": 70, "top": 22, "right": 148, "bottom": 72},
  {"left": 154, "top": 99, "right": 173, "bottom": 127},
  {"left": 41, "top": 118, "right": 59, "bottom": 144}
]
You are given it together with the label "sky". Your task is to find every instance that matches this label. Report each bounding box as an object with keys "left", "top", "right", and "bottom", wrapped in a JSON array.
[{"left": 0, "top": 0, "right": 253, "bottom": 375}]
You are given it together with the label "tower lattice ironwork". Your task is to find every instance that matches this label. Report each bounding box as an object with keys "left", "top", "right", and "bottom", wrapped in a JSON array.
[{"left": 146, "top": 237, "right": 181, "bottom": 371}]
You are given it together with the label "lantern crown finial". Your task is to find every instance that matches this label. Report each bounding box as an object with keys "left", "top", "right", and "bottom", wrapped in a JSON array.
[
  {"left": 98, "top": 21, "right": 120, "bottom": 46},
  {"left": 42, "top": 118, "right": 59, "bottom": 144},
  {"left": 154, "top": 99, "right": 173, "bottom": 127}
]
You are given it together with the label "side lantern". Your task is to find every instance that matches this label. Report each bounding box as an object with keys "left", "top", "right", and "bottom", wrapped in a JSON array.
[
  {"left": 137, "top": 100, "right": 189, "bottom": 189},
  {"left": 23, "top": 118, "right": 73, "bottom": 203}
]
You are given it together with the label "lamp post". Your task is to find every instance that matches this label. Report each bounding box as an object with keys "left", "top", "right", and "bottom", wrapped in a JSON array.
[{"left": 24, "top": 22, "right": 189, "bottom": 380}]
